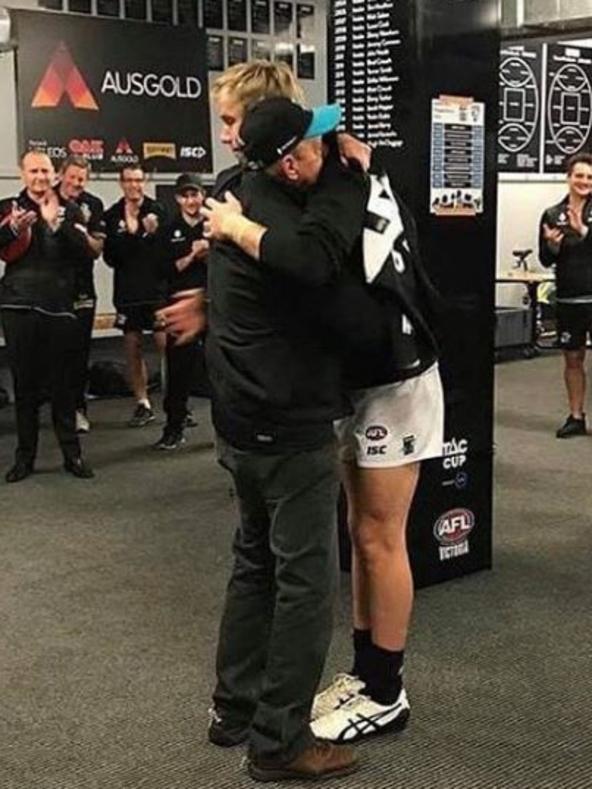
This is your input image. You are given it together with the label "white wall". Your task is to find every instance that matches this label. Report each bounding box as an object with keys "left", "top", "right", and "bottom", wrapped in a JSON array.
[{"left": 496, "top": 176, "right": 566, "bottom": 307}]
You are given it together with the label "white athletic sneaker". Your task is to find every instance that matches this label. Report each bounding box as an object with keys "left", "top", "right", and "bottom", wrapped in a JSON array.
[
  {"left": 311, "top": 687, "right": 410, "bottom": 742},
  {"left": 311, "top": 673, "right": 366, "bottom": 722},
  {"left": 75, "top": 410, "right": 90, "bottom": 434}
]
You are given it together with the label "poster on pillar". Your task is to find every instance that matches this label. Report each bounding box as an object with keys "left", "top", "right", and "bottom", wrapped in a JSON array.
[
  {"left": 497, "top": 42, "right": 543, "bottom": 173},
  {"left": 12, "top": 10, "right": 212, "bottom": 173},
  {"left": 430, "top": 95, "right": 485, "bottom": 216},
  {"left": 543, "top": 42, "right": 592, "bottom": 174}
]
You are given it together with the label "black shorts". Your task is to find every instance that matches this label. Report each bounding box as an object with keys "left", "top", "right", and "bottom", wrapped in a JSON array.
[
  {"left": 115, "top": 305, "right": 163, "bottom": 334},
  {"left": 556, "top": 302, "right": 592, "bottom": 350}
]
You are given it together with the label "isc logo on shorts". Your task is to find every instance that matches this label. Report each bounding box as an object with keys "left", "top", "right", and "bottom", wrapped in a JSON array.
[{"left": 367, "top": 445, "right": 387, "bottom": 455}]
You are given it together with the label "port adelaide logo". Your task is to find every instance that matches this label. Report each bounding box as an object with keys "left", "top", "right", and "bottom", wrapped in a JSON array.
[{"left": 433, "top": 508, "right": 475, "bottom": 562}]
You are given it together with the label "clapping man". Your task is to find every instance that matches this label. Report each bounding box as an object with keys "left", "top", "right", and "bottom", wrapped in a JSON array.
[
  {"left": 104, "top": 166, "right": 167, "bottom": 427},
  {"left": 0, "top": 150, "right": 94, "bottom": 482}
]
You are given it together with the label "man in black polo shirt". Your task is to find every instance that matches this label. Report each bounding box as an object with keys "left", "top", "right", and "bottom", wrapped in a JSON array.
[
  {"left": 154, "top": 173, "right": 208, "bottom": 450},
  {"left": 540, "top": 152, "right": 592, "bottom": 438},
  {"left": 0, "top": 150, "right": 94, "bottom": 482},
  {"left": 57, "top": 155, "right": 105, "bottom": 434},
  {"left": 104, "top": 165, "right": 167, "bottom": 428}
]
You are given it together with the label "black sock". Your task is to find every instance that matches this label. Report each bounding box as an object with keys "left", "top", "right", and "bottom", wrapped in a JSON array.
[
  {"left": 351, "top": 628, "right": 372, "bottom": 677},
  {"left": 362, "top": 643, "right": 404, "bottom": 705}
]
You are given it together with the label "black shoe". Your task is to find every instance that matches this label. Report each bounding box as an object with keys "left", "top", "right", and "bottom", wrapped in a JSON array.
[
  {"left": 184, "top": 411, "right": 198, "bottom": 428},
  {"left": 153, "top": 428, "right": 186, "bottom": 450},
  {"left": 64, "top": 457, "right": 95, "bottom": 479},
  {"left": 6, "top": 461, "right": 34, "bottom": 483},
  {"left": 128, "top": 403, "right": 155, "bottom": 428},
  {"left": 556, "top": 414, "right": 587, "bottom": 438},
  {"left": 207, "top": 707, "right": 249, "bottom": 747}
]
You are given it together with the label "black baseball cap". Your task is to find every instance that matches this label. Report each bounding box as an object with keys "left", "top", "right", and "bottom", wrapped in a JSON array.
[
  {"left": 175, "top": 173, "right": 204, "bottom": 194},
  {"left": 238, "top": 97, "right": 342, "bottom": 170}
]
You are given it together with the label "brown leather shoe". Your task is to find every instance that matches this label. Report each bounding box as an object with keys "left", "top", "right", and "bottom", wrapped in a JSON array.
[{"left": 247, "top": 739, "right": 359, "bottom": 782}]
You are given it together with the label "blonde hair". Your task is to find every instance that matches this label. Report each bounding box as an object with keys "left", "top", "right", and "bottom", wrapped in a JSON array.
[{"left": 211, "top": 59, "right": 305, "bottom": 112}]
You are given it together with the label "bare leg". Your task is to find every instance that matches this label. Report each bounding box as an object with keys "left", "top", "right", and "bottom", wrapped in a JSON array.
[
  {"left": 153, "top": 328, "right": 167, "bottom": 356},
  {"left": 343, "top": 461, "right": 420, "bottom": 651},
  {"left": 563, "top": 349, "right": 586, "bottom": 418},
  {"left": 123, "top": 330, "right": 147, "bottom": 402}
]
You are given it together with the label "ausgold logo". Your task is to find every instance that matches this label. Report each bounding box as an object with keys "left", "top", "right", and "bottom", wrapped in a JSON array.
[{"left": 32, "top": 42, "right": 99, "bottom": 111}]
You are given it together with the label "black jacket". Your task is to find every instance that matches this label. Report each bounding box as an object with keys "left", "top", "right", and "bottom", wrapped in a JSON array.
[
  {"left": 206, "top": 171, "right": 352, "bottom": 453},
  {"left": 0, "top": 189, "right": 87, "bottom": 316},
  {"left": 539, "top": 196, "right": 592, "bottom": 299},
  {"left": 103, "top": 196, "right": 167, "bottom": 308},
  {"left": 160, "top": 214, "right": 207, "bottom": 296},
  {"left": 71, "top": 190, "right": 105, "bottom": 302},
  {"left": 212, "top": 164, "right": 243, "bottom": 200},
  {"left": 258, "top": 150, "right": 439, "bottom": 388}
]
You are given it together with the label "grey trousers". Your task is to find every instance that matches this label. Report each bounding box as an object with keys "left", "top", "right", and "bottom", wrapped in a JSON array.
[{"left": 213, "top": 436, "right": 340, "bottom": 762}]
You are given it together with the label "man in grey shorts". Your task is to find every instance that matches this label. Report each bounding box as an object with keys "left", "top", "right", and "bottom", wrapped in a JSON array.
[{"left": 203, "top": 97, "right": 444, "bottom": 743}]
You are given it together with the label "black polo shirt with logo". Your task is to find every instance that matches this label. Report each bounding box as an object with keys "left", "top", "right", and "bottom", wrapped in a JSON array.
[
  {"left": 160, "top": 214, "right": 207, "bottom": 297},
  {"left": 103, "top": 195, "right": 167, "bottom": 309}
]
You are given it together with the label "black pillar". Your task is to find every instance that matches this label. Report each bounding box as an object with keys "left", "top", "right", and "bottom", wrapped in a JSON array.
[{"left": 329, "top": 0, "right": 500, "bottom": 587}]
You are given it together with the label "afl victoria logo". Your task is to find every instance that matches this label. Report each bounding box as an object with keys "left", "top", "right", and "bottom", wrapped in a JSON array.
[
  {"left": 365, "top": 425, "right": 388, "bottom": 442},
  {"left": 433, "top": 508, "right": 475, "bottom": 545}
]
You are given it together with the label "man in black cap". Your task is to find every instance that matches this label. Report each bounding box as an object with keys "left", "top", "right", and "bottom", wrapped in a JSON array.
[
  {"left": 153, "top": 174, "right": 208, "bottom": 450},
  {"left": 204, "top": 97, "right": 443, "bottom": 748},
  {"left": 196, "top": 100, "right": 367, "bottom": 781}
]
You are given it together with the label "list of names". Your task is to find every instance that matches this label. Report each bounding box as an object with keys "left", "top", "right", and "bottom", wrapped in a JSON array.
[{"left": 330, "top": 0, "right": 405, "bottom": 148}]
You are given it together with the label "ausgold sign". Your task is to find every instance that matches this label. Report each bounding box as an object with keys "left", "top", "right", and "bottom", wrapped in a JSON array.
[
  {"left": 101, "top": 71, "right": 202, "bottom": 100},
  {"left": 15, "top": 9, "right": 212, "bottom": 172}
]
